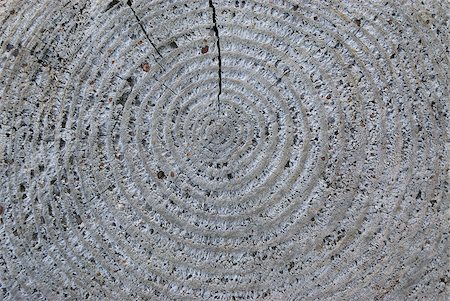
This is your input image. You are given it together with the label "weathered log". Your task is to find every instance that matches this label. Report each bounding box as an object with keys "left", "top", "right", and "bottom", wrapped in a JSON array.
[{"left": 0, "top": 0, "right": 449, "bottom": 300}]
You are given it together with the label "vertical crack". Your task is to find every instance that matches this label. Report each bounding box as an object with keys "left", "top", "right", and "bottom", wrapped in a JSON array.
[
  {"left": 126, "top": 0, "right": 163, "bottom": 58},
  {"left": 208, "top": 0, "right": 222, "bottom": 115}
]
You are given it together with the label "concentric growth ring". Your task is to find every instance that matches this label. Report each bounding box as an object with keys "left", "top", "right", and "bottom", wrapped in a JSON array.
[{"left": 1, "top": 0, "right": 449, "bottom": 300}]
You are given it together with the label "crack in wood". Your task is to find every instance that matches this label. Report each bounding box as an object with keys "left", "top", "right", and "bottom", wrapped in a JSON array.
[
  {"left": 126, "top": 0, "right": 163, "bottom": 58},
  {"left": 208, "top": 0, "right": 222, "bottom": 115}
]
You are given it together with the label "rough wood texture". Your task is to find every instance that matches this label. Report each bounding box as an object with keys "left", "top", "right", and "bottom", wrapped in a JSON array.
[{"left": 0, "top": 0, "right": 449, "bottom": 300}]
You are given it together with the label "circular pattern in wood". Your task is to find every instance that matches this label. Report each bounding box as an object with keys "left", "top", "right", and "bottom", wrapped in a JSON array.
[{"left": 0, "top": 0, "right": 449, "bottom": 300}]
